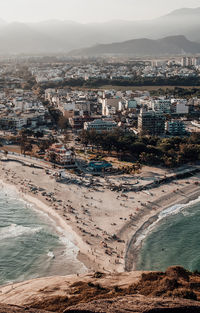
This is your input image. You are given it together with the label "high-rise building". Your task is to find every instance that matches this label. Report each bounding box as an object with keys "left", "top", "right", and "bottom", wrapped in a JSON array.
[
  {"left": 193, "top": 57, "right": 200, "bottom": 67},
  {"left": 138, "top": 109, "right": 165, "bottom": 135},
  {"left": 181, "top": 57, "right": 193, "bottom": 67},
  {"left": 181, "top": 57, "right": 187, "bottom": 67}
]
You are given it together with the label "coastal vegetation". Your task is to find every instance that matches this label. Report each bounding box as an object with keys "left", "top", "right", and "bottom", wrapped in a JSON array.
[
  {"left": 79, "top": 130, "right": 200, "bottom": 168},
  {"left": 34, "top": 76, "right": 200, "bottom": 90},
  {"left": 150, "top": 86, "right": 200, "bottom": 98}
]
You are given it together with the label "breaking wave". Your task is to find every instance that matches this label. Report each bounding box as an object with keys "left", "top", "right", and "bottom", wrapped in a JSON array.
[{"left": 0, "top": 224, "right": 42, "bottom": 240}]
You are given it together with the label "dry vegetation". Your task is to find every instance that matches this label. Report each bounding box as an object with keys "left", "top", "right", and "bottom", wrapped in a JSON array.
[
  {"left": 130, "top": 266, "right": 200, "bottom": 300},
  {"left": 28, "top": 267, "right": 200, "bottom": 313}
]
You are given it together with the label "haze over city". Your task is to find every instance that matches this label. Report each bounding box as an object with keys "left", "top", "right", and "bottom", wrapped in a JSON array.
[
  {"left": 1, "top": 0, "right": 200, "bottom": 23},
  {"left": 1, "top": 1, "right": 200, "bottom": 313}
]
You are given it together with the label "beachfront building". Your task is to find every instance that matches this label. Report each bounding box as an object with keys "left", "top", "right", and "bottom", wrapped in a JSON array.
[
  {"left": 84, "top": 119, "right": 117, "bottom": 133},
  {"left": 45, "top": 143, "right": 75, "bottom": 166},
  {"left": 87, "top": 161, "right": 112, "bottom": 173},
  {"left": 138, "top": 109, "right": 165, "bottom": 135}
]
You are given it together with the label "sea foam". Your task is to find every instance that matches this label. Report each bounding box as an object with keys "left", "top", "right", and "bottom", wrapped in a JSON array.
[{"left": 0, "top": 224, "right": 42, "bottom": 240}]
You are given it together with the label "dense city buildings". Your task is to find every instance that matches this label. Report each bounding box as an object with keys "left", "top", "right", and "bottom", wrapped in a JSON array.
[
  {"left": 28, "top": 56, "right": 200, "bottom": 84},
  {"left": 0, "top": 56, "right": 200, "bottom": 140}
]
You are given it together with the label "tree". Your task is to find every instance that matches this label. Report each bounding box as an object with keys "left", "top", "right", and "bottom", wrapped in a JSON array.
[
  {"left": 162, "top": 156, "right": 177, "bottom": 168},
  {"left": 49, "top": 108, "right": 62, "bottom": 124},
  {"left": 79, "top": 130, "right": 90, "bottom": 148},
  {"left": 58, "top": 116, "right": 69, "bottom": 131},
  {"left": 38, "top": 140, "right": 52, "bottom": 152},
  {"left": 140, "top": 152, "right": 160, "bottom": 165},
  {"left": 34, "top": 131, "right": 44, "bottom": 139},
  {"left": 19, "top": 132, "right": 28, "bottom": 154},
  {"left": 49, "top": 152, "right": 57, "bottom": 164},
  {"left": 179, "top": 144, "right": 200, "bottom": 162},
  {"left": 22, "top": 129, "right": 34, "bottom": 137},
  {"left": 130, "top": 142, "right": 146, "bottom": 156},
  {"left": 61, "top": 131, "right": 70, "bottom": 144}
]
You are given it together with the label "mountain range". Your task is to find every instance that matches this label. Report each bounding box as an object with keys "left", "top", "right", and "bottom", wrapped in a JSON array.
[
  {"left": 0, "top": 7, "right": 200, "bottom": 54},
  {"left": 70, "top": 35, "right": 200, "bottom": 57}
]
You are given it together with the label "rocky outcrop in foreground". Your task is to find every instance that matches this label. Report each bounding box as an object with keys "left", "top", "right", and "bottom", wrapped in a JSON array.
[
  {"left": 64, "top": 295, "right": 200, "bottom": 312},
  {"left": 0, "top": 304, "right": 50, "bottom": 313},
  {"left": 1, "top": 267, "right": 200, "bottom": 312},
  {"left": 1, "top": 296, "right": 200, "bottom": 313}
]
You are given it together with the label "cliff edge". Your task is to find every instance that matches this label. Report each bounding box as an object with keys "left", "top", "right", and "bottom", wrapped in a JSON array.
[{"left": 1, "top": 267, "right": 200, "bottom": 312}]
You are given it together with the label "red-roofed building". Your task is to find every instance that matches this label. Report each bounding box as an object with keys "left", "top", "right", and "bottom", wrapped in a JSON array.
[{"left": 45, "top": 143, "right": 75, "bottom": 165}]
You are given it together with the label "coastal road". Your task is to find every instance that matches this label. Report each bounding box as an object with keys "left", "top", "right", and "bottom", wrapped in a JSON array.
[{"left": 0, "top": 150, "right": 52, "bottom": 169}]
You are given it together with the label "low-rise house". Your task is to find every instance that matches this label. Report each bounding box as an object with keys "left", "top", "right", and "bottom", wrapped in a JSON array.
[
  {"left": 125, "top": 100, "right": 138, "bottom": 111},
  {"left": 69, "top": 116, "right": 94, "bottom": 130},
  {"left": 165, "top": 120, "right": 186, "bottom": 135},
  {"left": 0, "top": 116, "right": 27, "bottom": 129}
]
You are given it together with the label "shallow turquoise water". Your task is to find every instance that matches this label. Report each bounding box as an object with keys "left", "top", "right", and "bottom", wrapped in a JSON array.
[
  {"left": 0, "top": 184, "right": 86, "bottom": 285},
  {"left": 136, "top": 200, "right": 200, "bottom": 272}
]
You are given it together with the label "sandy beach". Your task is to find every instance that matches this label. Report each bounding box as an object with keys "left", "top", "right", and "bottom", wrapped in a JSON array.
[{"left": 1, "top": 156, "right": 200, "bottom": 274}]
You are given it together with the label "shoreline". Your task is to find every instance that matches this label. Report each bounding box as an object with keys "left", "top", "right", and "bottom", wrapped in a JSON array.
[
  {"left": 125, "top": 187, "right": 200, "bottom": 272},
  {"left": 0, "top": 179, "right": 93, "bottom": 274},
  {"left": 21, "top": 193, "right": 91, "bottom": 266},
  {"left": 1, "top": 159, "right": 200, "bottom": 279}
]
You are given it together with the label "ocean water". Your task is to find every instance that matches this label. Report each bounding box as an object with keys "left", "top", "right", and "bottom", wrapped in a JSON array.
[
  {"left": 136, "top": 199, "right": 200, "bottom": 272},
  {"left": 0, "top": 183, "right": 86, "bottom": 286}
]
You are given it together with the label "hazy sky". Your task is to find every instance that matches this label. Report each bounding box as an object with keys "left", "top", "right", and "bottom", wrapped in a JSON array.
[{"left": 1, "top": 0, "right": 200, "bottom": 23}]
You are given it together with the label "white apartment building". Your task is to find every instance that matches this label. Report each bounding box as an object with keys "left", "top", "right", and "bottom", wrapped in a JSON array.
[
  {"left": 102, "top": 98, "right": 123, "bottom": 116},
  {"left": 84, "top": 119, "right": 117, "bottom": 132},
  {"left": 173, "top": 100, "right": 189, "bottom": 114}
]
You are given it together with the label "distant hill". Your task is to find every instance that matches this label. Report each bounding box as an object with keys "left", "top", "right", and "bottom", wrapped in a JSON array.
[
  {"left": 0, "top": 7, "right": 200, "bottom": 54},
  {"left": 0, "top": 22, "right": 57, "bottom": 54},
  {"left": 165, "top": 7, "right": 200, "bottom": 17},
  {"left": 69, "top": 35, "right": 200, "bottom": 57}
]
